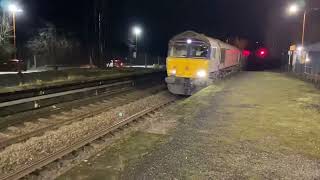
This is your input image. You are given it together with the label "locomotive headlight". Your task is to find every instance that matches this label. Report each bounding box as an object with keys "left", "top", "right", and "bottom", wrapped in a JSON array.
[
  {"left": 197, "top": 70, "right": 207, "bottom": 78},
  {"left": 170, "top": 69, "right": 177, "bottom": 76}
]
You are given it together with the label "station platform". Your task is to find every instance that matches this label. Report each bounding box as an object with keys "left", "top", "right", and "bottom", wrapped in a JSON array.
[{"left": 60, "top": 72, "right": 320, "bottom": 179}]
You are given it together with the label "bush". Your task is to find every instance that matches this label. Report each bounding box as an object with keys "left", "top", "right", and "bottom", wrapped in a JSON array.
[{"left": 0, "top": 44, "right": 14, "bottom": 62}]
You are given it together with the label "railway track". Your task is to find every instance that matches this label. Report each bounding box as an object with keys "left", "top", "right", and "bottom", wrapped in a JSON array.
[
  {"left": 0, "top": 85, "right": 166, "bottom": 150},
  {"left": 0, "top": 92, "right": 176, "bottom": 180},
  {"left": 0, "top": 85, "right": 133, "bottom": 130},
  {"left": 0, "top": 71, "right": 166, "bottom": 117}
]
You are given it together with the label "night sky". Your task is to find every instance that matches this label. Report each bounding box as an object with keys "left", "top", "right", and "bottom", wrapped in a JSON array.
[{"left": 6, "top": 0, "right": 320, "bottom": 58}]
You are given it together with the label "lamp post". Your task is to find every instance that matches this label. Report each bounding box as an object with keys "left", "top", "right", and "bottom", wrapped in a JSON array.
[
  {"left": 302, "top": 10, "right": 306, "bottom": 47},
  {"left": 287, "top": 4, "right": 319, "bottom": 74},
  {"left": 287, "top": 4, "right": 319, "bottom": 47},
  {"left": 8, "top": 4, "right": 23, "bottom": 59},
  {"left": 132, "top": 26, "right": 142, "bottom": 59}
]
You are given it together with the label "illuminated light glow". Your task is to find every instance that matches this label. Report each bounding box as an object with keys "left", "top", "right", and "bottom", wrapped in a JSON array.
[
  {"left": 256, "top": 48, "right": 268, "bottom": 59},
  {"left": 8, "top": 4, "right": 23, "bottom": 13},
  {"left": 288, "top": 4, "right": 299, "bottom": 14},
  {"left": 297, "top": 46, "right": 304, "bottom": 51},
  {"left": 242, "top": 50, "right": 251, "bottom": 57},
  {"left": 187, "top": 39, "right": 192, "bottom": 44},
  {"left": 170, "top": 69, "right": 177, "bottom": 75},
  {"left": 197, "top": 70, "right": 207, "bottom": 78},
  {"left": 306, "top": 58, "right": 311, "bottom": 62},
  {"left": 133, "top": 26, "right": 142, "bottom": 36}
]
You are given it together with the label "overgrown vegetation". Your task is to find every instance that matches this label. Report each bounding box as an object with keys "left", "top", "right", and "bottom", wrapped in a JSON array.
[
  {"left": 0, "top": 68, "right": 162, "bottom": 93},
  {"left": 0, "top": 11, "right": 14, "bottom": 62},
  {"left": 26, "top": 24, "right": 80, "bottom": 66}
]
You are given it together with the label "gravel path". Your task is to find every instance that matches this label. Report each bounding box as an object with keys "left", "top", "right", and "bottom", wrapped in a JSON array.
[{"left": 118, "top": 72, "right": 320, "bottom": 179}]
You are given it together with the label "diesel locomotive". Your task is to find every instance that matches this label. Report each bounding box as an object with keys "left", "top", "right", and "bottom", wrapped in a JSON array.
[{"left": 166, "top": 31, "right": 243, "bottom": 95}]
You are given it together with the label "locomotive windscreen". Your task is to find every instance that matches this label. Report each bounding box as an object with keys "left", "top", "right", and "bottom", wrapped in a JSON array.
[
  {"left": 169, "top": 40, "right": 210, "bottom": 59},
  {"left": 170, "top": 42, "right": 188, "bottom": 57}
]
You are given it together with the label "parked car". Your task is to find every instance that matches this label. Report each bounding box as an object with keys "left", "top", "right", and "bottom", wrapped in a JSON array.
[
  {"left": 0, "top": 59, "right": 27, "bottom": 72},
  {"left": 106, "top": 59, "right": 124, "bottom": 68}
]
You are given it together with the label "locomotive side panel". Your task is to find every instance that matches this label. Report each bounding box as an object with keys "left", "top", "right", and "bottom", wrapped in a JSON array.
[{"left": 218, "top": 42, "right": 241, "bottom": 71}]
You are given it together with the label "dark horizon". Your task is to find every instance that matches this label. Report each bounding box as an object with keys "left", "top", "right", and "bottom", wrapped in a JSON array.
[{"left": 4, "top": 0, "right": 320, "bottom": 60}]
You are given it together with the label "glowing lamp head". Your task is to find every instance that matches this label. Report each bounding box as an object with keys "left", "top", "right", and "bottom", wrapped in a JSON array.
[
  {"left": 133, "top": 26, "right": 142, "bottom": 36},
  {"left": 297, "top": 46, "right": 304, "bottom": 52},
  {"left": 306, "top": 57, "right": 311, "bottom": 63},
  {"left": 288, "top": 4, "right": 299, "bottom": 14},
  {"left": 187, "top": 39, "right": 192, "bottom": 44},
  {"left": 197, "top": 70, "right": 207, "bottom": 78},
  {"left": 8, "top": 4, "right": 23, "bottom": 13}
]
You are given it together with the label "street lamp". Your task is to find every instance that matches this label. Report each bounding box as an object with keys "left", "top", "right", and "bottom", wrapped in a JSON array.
[
  {"left": 132, "top": 26, "right": 142, "bottom": 59},
  {"left": 288, "top": 4, "right": 299, "bottom": 15},
  {"left": 306, "top": 57, "right": 311, "bottom": 63},
  {"left": 297, "top": 46, "right": 304, "bottom": 52},
  {"left": 8, "top": 4, "right": 23, "bottom": 59},
  {"left": 287, "top": 3, "right": 319, "bottom": 47}
]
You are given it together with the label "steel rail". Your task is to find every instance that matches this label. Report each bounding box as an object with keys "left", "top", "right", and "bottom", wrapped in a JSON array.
[
  {"left": 0, "top": 98, "right": 175, "bottom": 180},
  {"left": 0, "top": 87, "right": 143, "bottom": 149}
]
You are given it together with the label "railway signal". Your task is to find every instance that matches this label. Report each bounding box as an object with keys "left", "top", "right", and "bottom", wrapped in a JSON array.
[{"left": 256, "top": 48, "right": 268, "bottom": 59}]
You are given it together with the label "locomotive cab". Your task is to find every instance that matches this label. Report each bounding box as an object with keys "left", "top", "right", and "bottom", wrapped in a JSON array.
[{"left": 166, "top": 36, "right": 213, "bottom": 95}]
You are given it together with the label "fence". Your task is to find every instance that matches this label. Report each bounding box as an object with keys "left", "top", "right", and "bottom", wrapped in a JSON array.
[
  {"left": 292, "top": 63, "right": 309, "bottom": 74},
  {"left": 126, "top": 53, "right": 166, "bottom": 67},
  {"left": 287, "top": 63, "right": 320, "bottom": 89},
  {"left": 23, "top": 52, "right": 167, "bottom": 70}
]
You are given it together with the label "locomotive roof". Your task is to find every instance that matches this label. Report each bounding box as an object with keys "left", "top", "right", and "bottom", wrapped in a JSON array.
[{"left": 170, "top": 31, "right": 239, "bottom": 50}]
